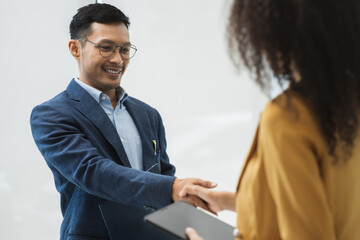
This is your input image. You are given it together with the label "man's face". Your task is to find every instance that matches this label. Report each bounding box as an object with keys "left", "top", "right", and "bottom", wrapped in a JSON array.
[{"left": 77, "top": 22, "right": 130, "bottom": 92}]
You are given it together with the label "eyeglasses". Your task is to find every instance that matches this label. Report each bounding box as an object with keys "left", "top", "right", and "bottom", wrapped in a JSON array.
[{"left": 80, "top": 38, "right": 137, "bottom": 59}]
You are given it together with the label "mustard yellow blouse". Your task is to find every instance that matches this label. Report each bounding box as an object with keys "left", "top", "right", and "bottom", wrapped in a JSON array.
[{"left": 235, "top": 91, "right": 360, "bottom": 240}]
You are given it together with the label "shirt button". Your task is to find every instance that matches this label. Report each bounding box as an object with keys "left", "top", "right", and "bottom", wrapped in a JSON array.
[
  {"left": 121, "top": 138, "right": 124, "bottom": 142},
  {"left": 101, "top": 96, "right": 106, "bottom": 100}
]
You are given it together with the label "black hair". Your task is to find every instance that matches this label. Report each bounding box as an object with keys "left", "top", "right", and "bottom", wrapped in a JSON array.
[
  {"left": 228, "top": 0, "right": 360, "bottom": 162},
  {"left": 69, "top": 3, "right": 130, "bottom": 39}
]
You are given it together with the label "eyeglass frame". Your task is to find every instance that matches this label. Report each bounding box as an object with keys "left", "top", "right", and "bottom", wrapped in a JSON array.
[{"left": 78, "top": 38, "right": 137, "bottom": 59}]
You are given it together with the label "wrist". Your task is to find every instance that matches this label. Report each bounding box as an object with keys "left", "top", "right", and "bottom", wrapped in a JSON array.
[
  {"left": 218, "top": 191, "right": 236, "bottom": 211},
  {"left": 171, "top": 177, "right": 180, "bottom": 201}
]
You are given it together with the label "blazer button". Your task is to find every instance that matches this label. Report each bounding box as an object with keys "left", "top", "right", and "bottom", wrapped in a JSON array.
[{"left": 233, "top": 228, "right": 242, "bottom": 239}]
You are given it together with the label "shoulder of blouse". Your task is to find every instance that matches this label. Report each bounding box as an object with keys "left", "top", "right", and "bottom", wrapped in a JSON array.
[
  {"left": 259, "top": 90, "right": 326, "bottom": 150},
  {"left": 261, "top": 90, "right": 317, "bottom": 130}
]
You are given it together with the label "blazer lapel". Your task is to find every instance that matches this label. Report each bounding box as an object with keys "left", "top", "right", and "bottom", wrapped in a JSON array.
[
  {"left": 66, "top": 80, "right": 132, "bottom": 168},
  {"left": 125, "top": 98, "right": 157, "bottom": 171}
]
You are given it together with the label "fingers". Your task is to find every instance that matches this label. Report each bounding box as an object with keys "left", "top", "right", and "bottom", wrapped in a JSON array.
[
  {"left": 179, "top": 185, "right": 209, "bottom": 200},
  {"left": 179, "top": 185, "right": 193, "bottom": 198},
  {"left": 193, "top": 179, "right": 217, "bottom": 188},
  {"left": 185, "top": 228, "right": 204, "bottom": 240},
  {"left": 186, "top": 195, "right": 218, "bottom": 215},
  {"left": 172, "top": 178, "right": 216, "bottom": 203}
]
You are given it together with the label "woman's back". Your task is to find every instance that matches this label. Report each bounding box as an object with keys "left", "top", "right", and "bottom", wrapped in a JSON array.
[{"left": 236, "top": 91, "right": 360, "bottom": 240}]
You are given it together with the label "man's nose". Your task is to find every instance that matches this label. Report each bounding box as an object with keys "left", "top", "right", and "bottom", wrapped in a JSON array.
[{"left": 109, "top": 48, "right": 124, "bottom": 64}]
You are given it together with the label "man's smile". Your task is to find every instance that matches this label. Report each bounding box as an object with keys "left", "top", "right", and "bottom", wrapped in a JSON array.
[{"left": 102, "top": 66, "right": 123, "bottom": 76}]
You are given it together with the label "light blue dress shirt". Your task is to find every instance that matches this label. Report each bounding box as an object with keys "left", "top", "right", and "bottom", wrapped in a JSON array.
[{"left": 75, "top": 78, "right": 143, "bottom": 170}]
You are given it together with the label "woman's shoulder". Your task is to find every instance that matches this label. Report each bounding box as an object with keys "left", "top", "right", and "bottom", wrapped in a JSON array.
[
  {"left": 261, "top": 90, "right": 319, "bottom": 134},
  {"left": 259, "top": 90, "right": 328, "bottom": 160}
]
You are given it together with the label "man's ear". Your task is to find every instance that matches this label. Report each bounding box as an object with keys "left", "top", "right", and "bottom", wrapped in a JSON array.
[{"left": 69, "top": 39, "right": 81, "bottom": 60}]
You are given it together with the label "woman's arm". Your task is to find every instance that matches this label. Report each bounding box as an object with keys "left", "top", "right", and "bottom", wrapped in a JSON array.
[{"left": 179, "top": 186, "right": 236, "bottom": 213}]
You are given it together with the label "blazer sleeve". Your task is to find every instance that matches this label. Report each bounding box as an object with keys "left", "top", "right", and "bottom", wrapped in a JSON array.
[
  {"left": 30, "top": 103, "right": 175, "bottom": 209},
  {"left": 259, "top": 100, "right": 336, "bottom": 240}
]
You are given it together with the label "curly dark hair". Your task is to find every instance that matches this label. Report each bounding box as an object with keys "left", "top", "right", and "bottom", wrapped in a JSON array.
[
  {"left": 70, "top": 3, "right": 130, "bottom": 39},
  {"left": 227, "top": 0, "right": 360, "bottom": 162}
]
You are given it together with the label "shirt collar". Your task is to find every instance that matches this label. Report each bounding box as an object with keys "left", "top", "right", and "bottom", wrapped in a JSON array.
[
  {"left": 74, "top": 78, "right": 128, "bottom": 107},
  {"left": 116, "top": 86, "right": 128, "bottom": 108}
]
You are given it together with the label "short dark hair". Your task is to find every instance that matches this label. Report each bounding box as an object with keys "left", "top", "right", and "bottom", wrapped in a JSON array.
[{"left": 69, "top": 3, "right": 130, "bottom": 39}]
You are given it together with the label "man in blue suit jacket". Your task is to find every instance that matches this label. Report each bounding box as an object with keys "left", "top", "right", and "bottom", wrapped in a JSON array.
[{"left": 30, "top": 4, "right": 215, "bottom": 240}]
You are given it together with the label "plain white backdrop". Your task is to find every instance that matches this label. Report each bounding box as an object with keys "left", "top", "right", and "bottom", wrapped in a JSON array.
[{"left": 0, "top": 0, "right": 272, "bottom": 239}]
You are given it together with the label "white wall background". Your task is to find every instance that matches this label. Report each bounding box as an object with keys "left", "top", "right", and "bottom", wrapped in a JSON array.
[{"left": 0, "top": 0, "right": 271, "bottom": 239}]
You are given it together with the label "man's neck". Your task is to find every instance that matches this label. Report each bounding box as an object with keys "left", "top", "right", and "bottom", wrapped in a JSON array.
[
  {"left": 78, "top": 78, "right": 119, "bottom": 109},
  {"left": 103, "top": 89, "right": 118, "bottom": 109}
]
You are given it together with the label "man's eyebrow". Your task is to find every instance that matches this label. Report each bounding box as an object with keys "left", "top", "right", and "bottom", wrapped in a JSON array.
[{"left": 99, "top": 39, "right": 131, "bottom": 45}]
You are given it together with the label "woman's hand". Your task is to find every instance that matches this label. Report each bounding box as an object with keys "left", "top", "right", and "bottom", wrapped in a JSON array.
[
  {"left": 186, "top": 227, "right": 204, "bottom": 240},
  {"left": 172, "top": 178, "right": 217, "bottom": 213},
  {"left": 179, "top": 186, "right": 236, "bottom": 213}
]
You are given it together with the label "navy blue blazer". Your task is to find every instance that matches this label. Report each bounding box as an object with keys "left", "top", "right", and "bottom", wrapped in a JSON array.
[{"left": 30, "top": 79, "right": 176, "bottom": 240}]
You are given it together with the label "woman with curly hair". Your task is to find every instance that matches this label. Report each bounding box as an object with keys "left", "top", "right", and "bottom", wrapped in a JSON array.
[{"left": 183, "top": 0, "right": 360, "bottom": 239}]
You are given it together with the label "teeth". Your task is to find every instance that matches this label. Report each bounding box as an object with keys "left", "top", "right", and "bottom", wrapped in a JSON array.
[{"left": 105, "top": 69, "right": 121, "bottom": 74}]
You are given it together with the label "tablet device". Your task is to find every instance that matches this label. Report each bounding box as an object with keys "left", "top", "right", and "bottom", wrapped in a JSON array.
[
  {"left": 99, "top": 200, "right": 178, "bottom": 240},
  {"left": 144, "top": 201, "right": 235, "bottom": 240}
]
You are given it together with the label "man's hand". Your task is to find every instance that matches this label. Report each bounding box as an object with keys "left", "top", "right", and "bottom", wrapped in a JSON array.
[
  {"left": 172, "top": 178, "right": 217, "bottom": 213},
  {"left": 179, "top": 185, "right": 236, "bottom": 213}
]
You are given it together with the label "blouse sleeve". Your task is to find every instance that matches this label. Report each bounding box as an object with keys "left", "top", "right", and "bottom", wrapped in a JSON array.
[{"left": 259, "top": 98, "right": 336, "bottom": 240}]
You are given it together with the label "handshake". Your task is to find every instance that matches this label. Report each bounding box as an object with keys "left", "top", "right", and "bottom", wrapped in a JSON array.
[{"left": 171, "top": 178, "right": 236, "bottom": 215}]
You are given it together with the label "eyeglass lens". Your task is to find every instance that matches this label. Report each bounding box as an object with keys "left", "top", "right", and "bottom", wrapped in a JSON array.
[{"left": 98, "top": 41, "right": 137, "bottom": 59}]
